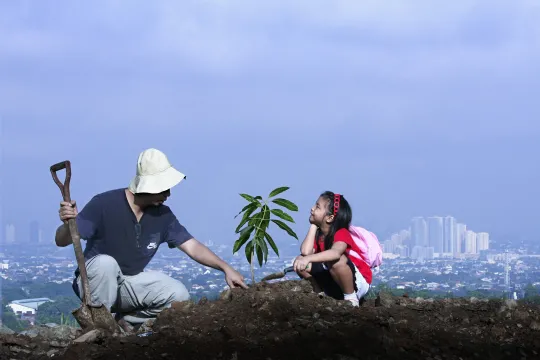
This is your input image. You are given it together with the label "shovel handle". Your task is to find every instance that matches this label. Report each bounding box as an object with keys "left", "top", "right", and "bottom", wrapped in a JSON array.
[
  {"left": 50, "top": 160, "right": 91, "bottom": 306},
  {"left": 50, "top": 160, "right": 72, "bottom": 202}
]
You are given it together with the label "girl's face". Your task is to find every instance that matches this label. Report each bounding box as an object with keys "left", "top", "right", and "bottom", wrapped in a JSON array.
[{"left": 309, "top": 196, "right": 333, "bottom": 226}]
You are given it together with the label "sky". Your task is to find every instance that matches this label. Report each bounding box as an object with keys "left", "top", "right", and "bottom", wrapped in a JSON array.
[{"left": 0, "top": 0, "right": 539, "bottom": 249}]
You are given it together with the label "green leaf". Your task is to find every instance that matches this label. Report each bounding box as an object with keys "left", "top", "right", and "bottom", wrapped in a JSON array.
[
  {"left": 258, "top": 236, "right": 269, "bottom": 263},
  {"left": 248, "top": 211, "right": 263, "bottom": 226},
  {"left": 255, "top": 240, "right": 264, "bottom": 267},
  {"left": 271, "top": 219, "right": 298, "bottom": 240},
  {"left": 233, "top": 225, "right": 254, "bottom": 253},
  {"left": 270, "top": 208, "right": 295, "bottom": 223},
  {"left": 239, "top": 193, "right": 257, "bottom": 202},
  {"left": 235, "top": 204, "right": 259, "bottom": 233},
  {"left": 272, "top": 198, "right": 299, "bottom": 212},
  {"left": 234, "top": 201, "right": 260, "bottom": 219},
  {"left": 244, "top": 241, "right": 254, "bottom": 264},
  {"left": 264, "top": 232, "right": 279, "bottom": 257},
  {"left": 254, "top": 205, "right": 271, "bottom": 240},
  {"left": 268, "top": 186, "right": 289, "bottom": 198}
]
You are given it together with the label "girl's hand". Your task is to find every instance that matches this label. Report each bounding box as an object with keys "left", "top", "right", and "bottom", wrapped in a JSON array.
[{"left": 293, "top": 255, "right": 311, "bottom": 273}]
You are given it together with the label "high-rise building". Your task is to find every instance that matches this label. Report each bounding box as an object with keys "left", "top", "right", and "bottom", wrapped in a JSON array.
[
  {"left": 399, "top": 229, "right": 410, "bottom": 241},
  {"left": 390, "top": 233, "right": 401, "bottom": 245},
  {"left": 397, "top": 245, "right": 409, "bottom": 258},
  {"left": 456, "top": 223, "right": 467, "bottom": 254},
  {"left": 411, "top": 245, "right": 434, "bottom": 261},
  {"left": 411, "top": 217, "right": 428, "bottom": 247},
  {"left": 427, "top": 216, "right": 444, "bottom": 253},
  {"left": 29, "top": 221, "right": 41, "bottom": 243},
  {"left": 383, "top": 239, "right": 396, "bottom": 253},
  {"left": 443, "top": 216, "right": 456, "bottom": 254},
  {"left": 5, "top": 224, "right": 15, "bottom": 244},
  {"left": 477, "top": 232, "right": 489, "bottom": 251},
  {"left": 399, "top": 229, "right": 412, "bottom": 248},
  {"left": 465, "top": 230, "right": 477, "bottom": 254}
]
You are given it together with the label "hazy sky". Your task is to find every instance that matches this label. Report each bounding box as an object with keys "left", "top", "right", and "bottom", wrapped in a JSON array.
[{"left": 1, "top": 1, "right": 539, "bottom": 248}]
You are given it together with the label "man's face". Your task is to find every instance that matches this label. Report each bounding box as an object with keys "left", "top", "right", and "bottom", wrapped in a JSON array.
[
  {"left": 151, "top": 189, "right": 171, "bottom": 205},
  {"left": 138, "top": 189, "right": 171, "bottom": 206}
]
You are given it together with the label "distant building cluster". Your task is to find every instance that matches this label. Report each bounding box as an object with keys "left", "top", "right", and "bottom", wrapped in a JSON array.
[
  {"left": 383, "top": 216, "right": 489, "bottom": 261},
  {"left": 2, "top": 221, "right": 44, "bottom": 244}
]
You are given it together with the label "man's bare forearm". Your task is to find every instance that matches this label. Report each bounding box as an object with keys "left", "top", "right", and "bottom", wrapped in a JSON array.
[
  {"left": 55, "top": 224, "right": 73, "bottom": 247},
  {"left": 179, "top": 239, "right": 232, "bottom": 272}
]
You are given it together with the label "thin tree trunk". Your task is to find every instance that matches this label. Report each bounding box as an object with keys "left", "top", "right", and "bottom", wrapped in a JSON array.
[{"left": 250, "top": 251, "right": 255, "bottom": 284}]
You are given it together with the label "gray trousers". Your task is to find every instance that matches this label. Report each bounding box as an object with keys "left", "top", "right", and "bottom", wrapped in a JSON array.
[{"left": 75, "top": 254, "right": 190, "bottom": 324}]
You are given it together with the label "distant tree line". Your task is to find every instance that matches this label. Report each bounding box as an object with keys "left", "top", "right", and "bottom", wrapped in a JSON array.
[
  {"left": 1, "top": 279, "right": 77, "bottom": 306},
  {"left": 522, "top": 283, "right": 540, "bottom": 304}
]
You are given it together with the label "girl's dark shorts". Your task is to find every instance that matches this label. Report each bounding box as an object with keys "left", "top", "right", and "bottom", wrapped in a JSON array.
[{"left": 308, "top": 257, "right": 358, "bottom": 300}]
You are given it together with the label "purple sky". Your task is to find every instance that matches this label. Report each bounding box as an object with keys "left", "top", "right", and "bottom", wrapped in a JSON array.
[{"left": 1, "top": 1, "right": 539, "bottom": 247}]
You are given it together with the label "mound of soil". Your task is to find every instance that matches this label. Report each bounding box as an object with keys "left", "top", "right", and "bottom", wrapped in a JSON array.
[{"left": 3, "top": 280, "right": 540, "bottom": 359}]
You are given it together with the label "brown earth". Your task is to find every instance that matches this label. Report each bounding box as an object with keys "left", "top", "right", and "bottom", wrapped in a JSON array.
[{"left": 2, "top": 280, "right": 540, "bottom": 360}]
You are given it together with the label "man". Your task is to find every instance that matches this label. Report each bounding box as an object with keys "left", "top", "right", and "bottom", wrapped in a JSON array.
[{"left": 56, "top": 148, "right": 248, "bottom": 332}]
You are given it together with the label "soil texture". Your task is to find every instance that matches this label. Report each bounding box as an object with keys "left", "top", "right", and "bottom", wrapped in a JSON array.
[{"left": 2, "top": 280, "right": 540, "bottom": 360}]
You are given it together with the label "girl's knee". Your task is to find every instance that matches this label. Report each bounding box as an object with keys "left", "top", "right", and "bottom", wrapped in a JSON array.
[
  {"left": 297, "top": 269, "right": 312, "bottom": 279},
  {"left": 328, "top": 255, "right": 350, "bottom": 272},
  {"left": 296, "top": 262, "right": 313, "bottom": 278}
]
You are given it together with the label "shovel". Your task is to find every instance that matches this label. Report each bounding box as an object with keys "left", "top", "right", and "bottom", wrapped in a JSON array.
[
  {"left": 50, "top": 160, "right": 119, "bottom": 334},
  {"left": 261, "top": 266, "right": 295, "bottom": 281}
]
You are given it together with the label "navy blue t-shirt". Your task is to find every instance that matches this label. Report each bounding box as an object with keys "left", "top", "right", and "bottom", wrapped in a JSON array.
[{"left": 73, "top": 188, "right": 193, "bottom": 278}]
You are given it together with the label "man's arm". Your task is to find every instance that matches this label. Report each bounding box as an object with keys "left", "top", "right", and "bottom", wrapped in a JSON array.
[
  {"left": 178, "top": 239, "right": 248, "bottom": 289},
  {"left": 165, "top": 215, "right": 248, "bottom": 289},
  {"left": 55, "top": 223, "right": 73, "bottom": 247},
  {"left": 177, "top": 238, "right": 232, "bottom": 272},
  {"left": 55, "top": 196, "right": 101, "bottom": 247}
]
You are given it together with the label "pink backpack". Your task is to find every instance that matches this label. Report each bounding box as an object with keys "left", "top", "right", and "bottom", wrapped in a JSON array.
[{"left": 349, "top": 226, "right": 383, "bottom": 269}]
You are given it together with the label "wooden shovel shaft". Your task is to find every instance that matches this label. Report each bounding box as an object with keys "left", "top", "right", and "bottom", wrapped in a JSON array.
[
  {"left": 50, "top": 161, "right": 92, "bottom": 306},
  {"left": 67, "top": 218, "right": 92, "bottom": 305}
]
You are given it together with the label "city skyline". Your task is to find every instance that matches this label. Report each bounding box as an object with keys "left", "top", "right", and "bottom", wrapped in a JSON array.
[
  {"left": 2, "top": 220, "right": 47, "bottom": 244},
  {"left": 383, "top": 215, "right": 490, "bottom": 260},
  {"left": 2, "top": 214, "right": 494, "bottom": 247}
]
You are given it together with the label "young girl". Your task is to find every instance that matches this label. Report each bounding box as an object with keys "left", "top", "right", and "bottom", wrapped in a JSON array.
[{"left": 293, "top": 191, "right": 372, "bottom": 307}]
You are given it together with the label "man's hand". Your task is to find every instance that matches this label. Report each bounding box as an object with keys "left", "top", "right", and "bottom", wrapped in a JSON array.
[
  {"left": 224, "top": 267, "right": 248, "bottom": 289},
  {"left": 59, "top": 200, "right": 78, "bottom": 223},
  {"left": 293, "top": 255, "right": 311, "bottom": 273}
]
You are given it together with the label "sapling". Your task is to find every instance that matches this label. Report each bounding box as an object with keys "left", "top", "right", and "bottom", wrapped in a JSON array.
[{"left": 233, "top": 186, "right": 299, "bottom": 283}]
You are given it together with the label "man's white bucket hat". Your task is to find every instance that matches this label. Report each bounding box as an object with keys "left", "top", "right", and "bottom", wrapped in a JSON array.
[{"left": 128, "top": 148, "right": 186, "bottom": 194}]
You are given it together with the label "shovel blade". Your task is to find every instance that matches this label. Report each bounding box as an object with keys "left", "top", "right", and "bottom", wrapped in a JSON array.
[
  {"left": 261, "top": 271, "right": 286, "bottom": 281},
  {"left": 261, "top": 266, "right": 296, "bottom": 282},
  {"left": 72, "top": 304, "right": 119, "bottom": 334}
]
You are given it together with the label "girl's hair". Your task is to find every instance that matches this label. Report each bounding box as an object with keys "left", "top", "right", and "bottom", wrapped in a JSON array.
[{"left": 317, "top": 191, "right": 352, "bottom": 251}]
